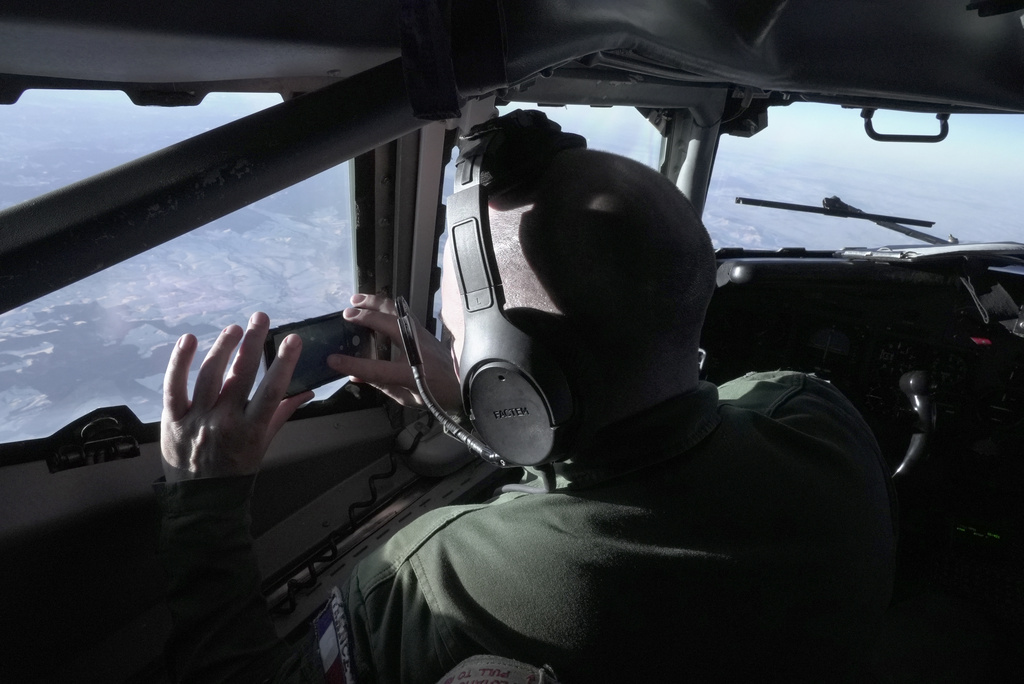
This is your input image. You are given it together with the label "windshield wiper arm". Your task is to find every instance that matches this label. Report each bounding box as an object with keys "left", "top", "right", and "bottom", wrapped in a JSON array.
[{"left": 735, "top": 196, "right": 956, "bottom": 245}]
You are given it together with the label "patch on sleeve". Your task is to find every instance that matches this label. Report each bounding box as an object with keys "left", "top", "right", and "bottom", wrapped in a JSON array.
[
  {"left": 435, "top": 655, "right": 561, "bottom": 684},
  {"left": 314, "top": 586, "right": 357, "bottom": 684}
]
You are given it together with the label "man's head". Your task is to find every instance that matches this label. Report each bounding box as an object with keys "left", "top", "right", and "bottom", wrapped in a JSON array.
[{"left": 441, "top": 147, "right": 715, "bottom": 435}]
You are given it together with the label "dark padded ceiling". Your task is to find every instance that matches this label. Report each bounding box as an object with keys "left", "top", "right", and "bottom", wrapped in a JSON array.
[{"left": 2, "top": 0, "right": 1024, "bottom": 112}]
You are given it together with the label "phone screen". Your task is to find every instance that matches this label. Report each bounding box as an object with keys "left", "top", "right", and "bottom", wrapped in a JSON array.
[{"left": 264, "top": 311, "right": 372, "bottom": 397}]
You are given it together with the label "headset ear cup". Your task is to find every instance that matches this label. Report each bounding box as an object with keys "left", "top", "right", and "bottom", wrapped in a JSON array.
[
  {"left": 464, "top": 309, "right": 579, "bottom": 466},
  {"left": 467, "top": 363, "right": 561, "bottom": 466}
]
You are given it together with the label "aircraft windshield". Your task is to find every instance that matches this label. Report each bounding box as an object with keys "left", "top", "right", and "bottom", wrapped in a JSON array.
[
  {"left": 2, "top": 97, "right": 1022, "bottom": 443},
  {"left": 510, "top": 103, "right": 1024, "bottom": 250},
  {"left": 706, "top": 103, "right": 1024, "bottom": 249}
]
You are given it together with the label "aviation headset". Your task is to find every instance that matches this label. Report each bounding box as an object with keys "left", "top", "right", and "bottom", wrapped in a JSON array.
[{"left": 445, "top": 109, "right": 587, "bottom": 467}]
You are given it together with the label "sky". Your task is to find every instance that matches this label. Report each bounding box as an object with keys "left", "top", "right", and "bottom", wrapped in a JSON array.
[
  {"left": 2, "top": 91, "right": 1024, "bottom": 441},
  {"left": 526, "top": 102, "right": 1024, "bottom": 249}
]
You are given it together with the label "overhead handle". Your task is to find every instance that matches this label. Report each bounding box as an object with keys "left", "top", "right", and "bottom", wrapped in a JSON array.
[{"left": 861, "top": 109, "right": 949, "bottom": 143}]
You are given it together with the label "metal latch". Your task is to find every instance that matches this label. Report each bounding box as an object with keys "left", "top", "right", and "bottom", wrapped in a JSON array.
[{"left": 47, "top": 411, "right": 142, "bottom": 473}]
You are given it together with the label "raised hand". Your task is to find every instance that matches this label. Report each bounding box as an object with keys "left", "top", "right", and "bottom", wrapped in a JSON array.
[
  {"left": 326, "top": 294, "right": 462, "bottom": 414},
  {"left": 160, "top": 312, "right": 314, "bottom": 480}
]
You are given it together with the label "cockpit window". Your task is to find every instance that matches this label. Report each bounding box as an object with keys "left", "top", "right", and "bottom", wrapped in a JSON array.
[
  {"left": 500, "top": 102, "right": 1024, "bottom": 250},
  {"left": 526, "top": 105, "right": 663, "bottom": 167},
  {"left": 0, "top": 91, "right": 355, "bottom": 443},
  {"left": 704, "top": 102, "right": 1024, "bottom": 249}
]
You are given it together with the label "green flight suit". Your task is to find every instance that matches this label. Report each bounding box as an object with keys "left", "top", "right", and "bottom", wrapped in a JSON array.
[{"left": 158, "top": 371, "right": 896, "bottom": 683}]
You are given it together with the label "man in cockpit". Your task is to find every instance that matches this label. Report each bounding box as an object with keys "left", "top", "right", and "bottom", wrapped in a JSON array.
[{"left": 156, "top": 117, "right": 897, "bottom": 682}]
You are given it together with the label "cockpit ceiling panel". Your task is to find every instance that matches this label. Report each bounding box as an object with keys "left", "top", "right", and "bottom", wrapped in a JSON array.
[
  {"left": 0, "top": 0, "right": 402, "bottom": 87},
  {"left": 0, "top": 23, "right": 398, "bottom": 85},
  {"left": 2, "top": 0, "right": 1024, "bottom": 112}
]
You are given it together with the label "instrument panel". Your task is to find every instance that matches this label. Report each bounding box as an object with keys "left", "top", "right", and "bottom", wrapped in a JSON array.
[{"left": 701, "top": 257, "right": 1024, "bottom": 475}]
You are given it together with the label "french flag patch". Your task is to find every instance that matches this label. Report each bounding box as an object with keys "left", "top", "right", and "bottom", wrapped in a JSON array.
[{"left": 315, "top": 586, "right": 357, "bottom": 684}]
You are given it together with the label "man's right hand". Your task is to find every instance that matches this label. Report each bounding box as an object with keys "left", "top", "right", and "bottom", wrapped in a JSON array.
[{"left": 327, "top": 294, "right": 462, "bottom": 413}]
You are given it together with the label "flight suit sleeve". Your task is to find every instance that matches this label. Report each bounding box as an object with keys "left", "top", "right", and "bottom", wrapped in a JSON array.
[
  {"left": 718, "top": 370, "right": 898, "bottom": 537},
  {"left": 156, "top": 475, "right": 316, "bottom": 683},
  {"left": 719, "top": 371, "right": 874, "bottom": 449}
]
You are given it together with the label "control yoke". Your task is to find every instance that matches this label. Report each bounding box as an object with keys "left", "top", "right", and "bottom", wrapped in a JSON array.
[{"left": 893, "top": 370, "right": 936, "bottom": 478}]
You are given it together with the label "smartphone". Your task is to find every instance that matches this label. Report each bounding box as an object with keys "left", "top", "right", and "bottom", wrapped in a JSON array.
[{"left": 264, "top": 311, "right": 373, "bottom": 397}]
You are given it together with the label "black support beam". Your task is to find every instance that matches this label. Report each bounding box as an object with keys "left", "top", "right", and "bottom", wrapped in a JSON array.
[{"left": 0, "top": 58, "right": 422, "bottom": 314}]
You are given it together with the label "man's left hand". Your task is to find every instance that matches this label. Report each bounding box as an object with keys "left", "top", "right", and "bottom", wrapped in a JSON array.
[{"left": 160, "top": 312, "right": 314, "bottom": 481}]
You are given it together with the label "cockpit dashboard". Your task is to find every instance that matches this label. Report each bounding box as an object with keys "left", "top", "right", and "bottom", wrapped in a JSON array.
[{"left": 705, "top": 254, "right": 1024, "bottom": 469}]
